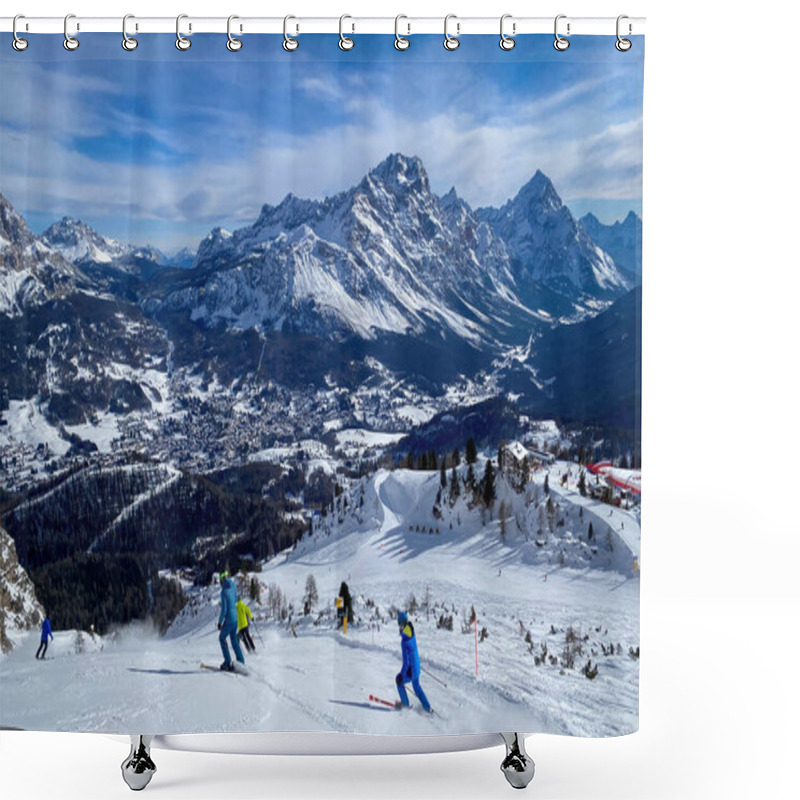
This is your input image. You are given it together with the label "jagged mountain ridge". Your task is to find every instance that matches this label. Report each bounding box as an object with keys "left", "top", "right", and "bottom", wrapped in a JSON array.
[
  {"left": 150, "top": 154, "right": 543, "bottom": 347},
  {"left": 477, "top": 170, "right": 629, "bottom": 315},
  {"left": 1, "top": 193, "right": 170, "bottom": 426},
  {"left": 579, "top": 211, "right": 642, "bottom": 283},
  {"left": 41, "top": 216, "right": 165, "bottom": 288},
  {"left": 1, "top": 525, "right": 45, "bottom": 653}
]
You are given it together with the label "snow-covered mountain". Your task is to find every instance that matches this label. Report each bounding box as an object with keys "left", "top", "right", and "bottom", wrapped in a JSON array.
[
  {"left": 0, "top": 525, "right": 44, "bottom": 654},
  {"left": 477, "top": 171, "right": 629, "bottom": 316},
  {"left": 41, "top": 216, "right": 163, "bottom": 282},
  {"left": 166, "top": 247, "right": 196, "bottom": 269},
  {"left": 1, "top": 195, "right": 171, "bottom": 427},
  {"left": 154, "top": 154, "right": 538, "bottom": 345},
  {"left": 1, "top": 193, "right": 86, "bottom": 316},
  {"left": 579, "top": 211, "right": 642, "bottom": 284},
  {"left": 41, "top": 217, "right": 132, "bottom": 266}
]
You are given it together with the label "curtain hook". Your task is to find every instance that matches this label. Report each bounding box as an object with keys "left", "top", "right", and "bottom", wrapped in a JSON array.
[
  {"left": 227, "top": 15, "right": 242, "bottom": 51},
  {"left": 499, "top": 14, "right": 516, "bottom": 51},
  {"left": 176, "top": 14, "right": 191, "bottom": 50},
  {"left": 554, "top": 14, "right": 570, "bottom": 51},
  {"left": 12, "top": 14, "right": 29, "bottom": 51},
  {"left": 339, "top": 14, "right": 354, "bottom": 51},
  {"left": 122, "top": 14, "right": 138, "bottom": 51},
  {"left": 394, "top": 15, "right": 410, "bottom": 51},
  {"left": 63, "top": 13, "right": 79, "bottom": 51},
  {"left": 616, "top": 15, "right": 632, "bottom": 51},
  {"left": 283, "top": 15, "right": 299, "bottom": 51},
  {"left": 444, "top": 13, "right": 460, "bottom": 51}
]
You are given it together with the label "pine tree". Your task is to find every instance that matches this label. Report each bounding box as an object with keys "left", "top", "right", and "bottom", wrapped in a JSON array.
[
  {"left": 483, "top": 460, "right": 496, "bottom": 509},
  {"left": 544, "top": 473, "right": 550, "bottom": 495},
  {"left": 440, "top": 460, "right": 447, "bottom": 489},
  {"left": 450, "top": 465, "right": 460, "bottom": 503},
  {"left": 303, "top": 574, "right": 318, "bottom": 615},
  {"left": 578, "top": 470, "right": 586, "bottom": 496},
  {"left": 466, "top": 438, "right": 477, "bottom": 465},
  {"left": 452, "top": 448, "right": 461, "bottom": 467}
]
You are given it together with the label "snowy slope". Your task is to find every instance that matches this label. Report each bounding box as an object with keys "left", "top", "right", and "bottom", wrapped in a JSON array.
[{"left": 0, "top": 463, "right": 639, "bottom": 737}]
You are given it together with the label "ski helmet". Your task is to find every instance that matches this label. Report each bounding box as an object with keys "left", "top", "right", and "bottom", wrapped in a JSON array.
[
  {"left": 397, "top": 611, "right": 408, "bottom": 626},
  {"left": 219, "top": 570, "right": 229, "bottom": 583}
]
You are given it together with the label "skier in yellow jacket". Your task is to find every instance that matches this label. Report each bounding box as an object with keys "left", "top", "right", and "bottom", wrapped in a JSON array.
[{"left": 236, "top": 598, "right": 256, "bottom": 654}]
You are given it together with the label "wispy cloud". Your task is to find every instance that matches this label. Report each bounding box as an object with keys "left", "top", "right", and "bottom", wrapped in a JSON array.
[{"left": 0, "top": 39, "right": 643, "bottom": 250}]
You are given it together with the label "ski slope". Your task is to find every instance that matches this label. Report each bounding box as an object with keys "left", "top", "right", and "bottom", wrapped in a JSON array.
[{"left": 0, "top": 464, "right": 640, "bottom": 737}]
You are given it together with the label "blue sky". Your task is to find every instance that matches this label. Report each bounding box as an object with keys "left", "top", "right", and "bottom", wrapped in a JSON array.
[{"left": 0, "top": 34, "right": 643, "bottom": 252}]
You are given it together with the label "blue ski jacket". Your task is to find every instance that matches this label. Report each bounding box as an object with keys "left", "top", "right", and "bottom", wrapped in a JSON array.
[
  {"left": 400, "top": 621, "right": 421, "bottom": 680},
  {"left": 41, "top": 617, "right": 53, "bottom": 643},
  {"left": 218, "top": 578, "right": 239, "bottom": 628}
]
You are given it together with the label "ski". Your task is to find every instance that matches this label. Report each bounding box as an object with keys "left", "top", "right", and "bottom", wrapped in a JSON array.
[
  {"left": 200, "top": 662, "right": 249, "bottom": 675},
  {"left": 368, "top": 694, "right": 401, "bottom": 709}
]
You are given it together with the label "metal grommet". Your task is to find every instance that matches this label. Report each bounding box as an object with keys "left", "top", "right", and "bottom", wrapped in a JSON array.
[
  {"left": 63, "top": 13, "right": 79, "bottom": 51},
  {"left": 444, "top": 14, "right": 460, "bottom": 51},
  {"left": 616, "top": 15, "right": 632, "bottom": 51},
  {"left": 122, "top": 14, "right": 138, "bottom": 51},
  {"left": 12, "top": 14, "right": 29, "bottom": 51},
  {"left": 339, "top": 14, "right": 354, "bottom": 50},
  {"left": 499, "top": 14, "right": 515, "bottom": 51},
  {"left": 283, "top": 15, "right": 299, "bottom": 51},
  {"left": 227, "top": 15, "right": 242, "bottom": 51},
  {"left": 176, "top": 14, "right": 191, "bottom": 50},
  {"left": 394, "top": 15, "right": 410, "bottom": 51},
  {"left": 554, "top": 14, "right": 570, "bottom": 51}
]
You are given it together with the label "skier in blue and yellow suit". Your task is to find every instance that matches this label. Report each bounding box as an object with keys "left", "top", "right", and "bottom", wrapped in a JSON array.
[
  {"left": 396, "top": 611, "right": 432, "bottom": 713},
  {"left": 218, "top": 571, "right": 246, "bottom": 671}
]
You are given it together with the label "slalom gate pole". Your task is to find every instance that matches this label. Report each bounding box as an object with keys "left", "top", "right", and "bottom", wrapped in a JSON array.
[{"left": 422, "top": 667, "right": 447, "bottom": 688}]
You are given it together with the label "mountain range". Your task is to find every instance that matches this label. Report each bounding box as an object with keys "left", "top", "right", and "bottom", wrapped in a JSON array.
[{"left": 1, "top": 153, "right": 641, "bottom": 436}]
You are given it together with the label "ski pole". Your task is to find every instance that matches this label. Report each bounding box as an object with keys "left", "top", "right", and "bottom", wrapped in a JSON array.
[
  {"left": 422, "top": 667, "right": 447, "bottom": 688},
  {"left": 251, "top": 618, "right": 265, "bottom": 648}
]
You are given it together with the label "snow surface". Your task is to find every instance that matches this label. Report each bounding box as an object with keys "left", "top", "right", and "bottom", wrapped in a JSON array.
[{"left": 0, "top": 463, "right": 639, "bottom": 738}]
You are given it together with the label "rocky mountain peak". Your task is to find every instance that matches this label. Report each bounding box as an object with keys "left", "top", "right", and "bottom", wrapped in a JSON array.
[{"left": 1, "top": 525, "right": 45, "bottom": 654}]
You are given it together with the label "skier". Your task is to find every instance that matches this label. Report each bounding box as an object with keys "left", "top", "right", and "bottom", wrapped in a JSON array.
[
  {"left": 35, "top": 615, "right": 53, "bottom": 660},
  {"left": 395, "top": 611, "right": 432, "bottom": 713},
  {"left": 217, "top": 571, "right": 246, "bottom": 672},
  {"left": 236, "top": 597, "right": 256, "bottom": 654}
]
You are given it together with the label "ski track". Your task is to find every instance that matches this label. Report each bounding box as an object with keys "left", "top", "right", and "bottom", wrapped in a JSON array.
[{"left": 1, "top": 462, "right": 639, "bottom": 736}]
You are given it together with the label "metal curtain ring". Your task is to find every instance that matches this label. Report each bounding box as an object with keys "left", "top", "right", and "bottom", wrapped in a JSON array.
[
  {"left": 283, "top": 15, "right": 299, "bottom": 51},
  {"left": 499, "top": 14, "right": 515, "bottom": 51},
  {"left": 63, "top": 13, "right": 79, "bottom": 51},
  {"left": 339, "top": 14, "right": 354, "bottom": 50},
  {"left": 227, "top": 15, "right": 242, "bottom": 51},
  {"left": 616, "top": 15, "right": 632, "bottom": 51},
  {"left": 12, "top": 14, "right": 28, "bottom": 51},
  {"left": 394, "top": 15, "right": 410, "bottom": 51},
  {"left": 176, "top": 14, "right": 191, "bottom": 50},
  {"left": 444, "top": 14, "right": 460, "bottom": 51},
  {"left": 554, "top": 14, "right": 570, "bottom": 51},
  {"left": 122, "top": 14, "right": 138, "bottom": 51}
]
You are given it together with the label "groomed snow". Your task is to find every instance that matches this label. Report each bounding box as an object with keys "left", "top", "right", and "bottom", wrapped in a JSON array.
[{"left": 0, "top": 464, "right": 639, "bottom": 738}]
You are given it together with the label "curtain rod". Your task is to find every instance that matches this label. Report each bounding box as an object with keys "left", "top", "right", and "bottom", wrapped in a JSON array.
[{"left": 0, "top": 16, "right": 645, "bottom": 36}]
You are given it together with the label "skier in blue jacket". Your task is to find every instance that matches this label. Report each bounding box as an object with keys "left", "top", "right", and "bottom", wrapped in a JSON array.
[
  {"left": 35, "top": 615, "right": 53, "bottom": 660},
  {"left": 217, "top": 572, "right": 246, "bottom": 671},
  {"left": 395, "top": 611, "right": 432, "bottom": 713}
]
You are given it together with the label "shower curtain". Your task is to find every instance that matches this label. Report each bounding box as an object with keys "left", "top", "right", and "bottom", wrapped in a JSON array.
[{"left": 0, "top": 29, "right": 643, "bottom": 738}]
